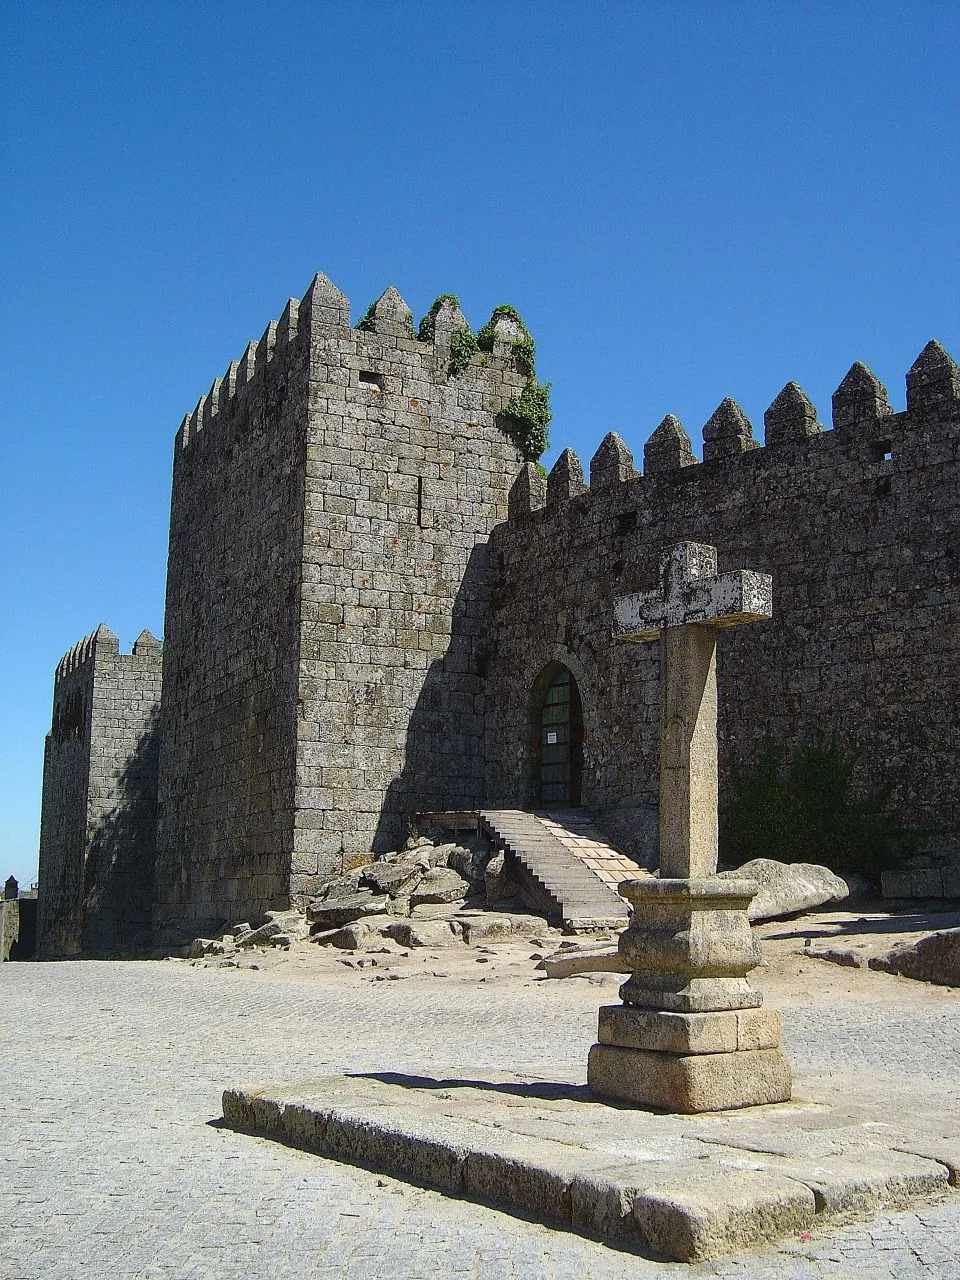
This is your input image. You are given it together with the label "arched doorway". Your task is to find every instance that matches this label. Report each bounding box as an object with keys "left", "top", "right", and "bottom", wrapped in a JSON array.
[{"left": 536, "top": 664, "right": 584, "bottom": 807}]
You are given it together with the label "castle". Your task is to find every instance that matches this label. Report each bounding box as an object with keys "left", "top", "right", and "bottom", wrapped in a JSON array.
[{"left": 35, "top": 271, "right": 960, "bottom": 956}]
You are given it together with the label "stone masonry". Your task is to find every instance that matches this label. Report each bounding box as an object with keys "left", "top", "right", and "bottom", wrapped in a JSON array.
[
  {"left": 486, "top": 345, "right": 960, "bottom": 862},
  {"left": 35, "top": 262, "right": 960, "bottom": 952},
  {"left": 37, "top": 624, "right": 162, "bottom": 956},
  {"left": 154, "top": 276, "right": 526, "bottom": 928}
]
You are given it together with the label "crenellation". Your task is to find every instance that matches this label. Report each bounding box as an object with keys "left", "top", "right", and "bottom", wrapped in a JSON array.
[
  {"left": 832, "top": 360, "right": 891, "bottom": 429},
  {"left": 546, "top": 447, "right": 586, "bottom": 505},
  {"left": 237, "top": 340, "right": 258, "bottom": 390},
  {"left": 256, "top": 318, "right": 277, "bottom": 371},
  {"left": 276, "top": 296, "right": 300, "bottom": 347},
  {"left": 644, "top": 413, "right": 696, "bottom": 475},
  {"left": 906, "top": 339, "right": 960, "bottom": 414},
  {"left": 589, "top": 432, "right": 634, "bottom": 488},
  {"left": 702, "top": 397, "right": 759, "bottom": 461},
  {"left": 40, "top": 267, "right": 960, "bottom": 953},
  {"left": 763, "top": 381, "right": 823, "bottom": 446}
]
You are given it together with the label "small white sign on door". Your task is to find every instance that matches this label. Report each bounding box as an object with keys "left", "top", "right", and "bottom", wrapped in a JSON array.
[{"left": 546, "top": 731, "right": 558, "bottom": 744}]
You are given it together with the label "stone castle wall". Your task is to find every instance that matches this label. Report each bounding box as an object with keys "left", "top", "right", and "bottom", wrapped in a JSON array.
[
  {"left": 155, "top": 291, "right": 311, "bottom": 928},
  {"left": 37, "top": 625, "right": 162, "bottom": 955},
  {"left": 485, "top": 343, "right": 960, "bottom": 860},
  {"left": 157, "top": 275, "right": 527, "bottom": 923}
]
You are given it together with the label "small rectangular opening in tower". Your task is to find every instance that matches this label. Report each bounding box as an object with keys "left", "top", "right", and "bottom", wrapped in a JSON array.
[
  {"left": 417, "top": 475, "right": 424, "bottom": 528},
  {"left": 871, "top": 439, "right": 893, "bottom": 463},
  {"left": 359, "top": 370, "right": 384, "bottom": 392}
]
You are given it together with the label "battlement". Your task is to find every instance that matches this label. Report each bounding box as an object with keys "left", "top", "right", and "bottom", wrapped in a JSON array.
[
  {"left": 506, "top": 341, "right": 960, "bottom": 520},
  {"left": 54, "top": 625, "right": 161, "bottom": 683},
  {"left": 177, "top": 273, "right": 538, "bottom": 452}
]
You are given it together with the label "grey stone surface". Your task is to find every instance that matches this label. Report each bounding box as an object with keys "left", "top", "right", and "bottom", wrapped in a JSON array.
[
  {"left": 306, "top": 893, "right": 390, "bottom": 929},
  {"left": 224, "top": 1067, "right": 952, "bottom": 1261},
  {"left": 37, "top": 625, "right": 162, "bottom": 957},
  {"left": 720, "top": 859, "right": 850, "bottom": 922},
  {"left": 3, "top": 957, "right": 960, "bottom": 1277},
  {"left": 35, "top": 275, "right": 960, "bottom": 959},
  {"left": 486, "top": 348, "right": 960, "bottom": 870},
  {"left": 410, "top": 867, "right": 472, "bottom": 905},
  {"left": 869, "top": 928, "right": 960, "bottom": 986}
]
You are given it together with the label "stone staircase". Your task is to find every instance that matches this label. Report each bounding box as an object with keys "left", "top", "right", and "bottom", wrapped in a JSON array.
[{"left": 479, "top": 809, "right": 646, "bottom": 931}]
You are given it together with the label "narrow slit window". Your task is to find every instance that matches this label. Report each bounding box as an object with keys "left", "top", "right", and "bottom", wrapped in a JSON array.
[{"left": 417, "top": 476, "right": 424, "bottom": 528}]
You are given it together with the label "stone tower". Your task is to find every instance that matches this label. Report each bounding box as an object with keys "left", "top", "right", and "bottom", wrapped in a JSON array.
[
  {"left": 37, "top": 624, "right": 162, "bottom": 956},
  {"left": 154, "top": 274, "right": 531, "bottom": 928}
]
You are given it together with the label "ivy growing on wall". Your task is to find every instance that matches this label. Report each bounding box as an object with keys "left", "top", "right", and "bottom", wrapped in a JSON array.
[
  {"left": 417, "top": 294, "right": 480, "bottom": 377},
  {"left": 476, "top": 303, "right": 536, "bottom": 377},
  {"left": 357, "top": 298, "right": 415, "bottom": 338},
  {"left": 478, "top": 303, "right": 552, "bottom": 461},
  {"left": 500, "top": 379, "right": 552, "bottom": 462}
]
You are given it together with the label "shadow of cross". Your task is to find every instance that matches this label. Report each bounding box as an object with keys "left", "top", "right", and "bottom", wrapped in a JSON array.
[{"left": 614, "top": 543, "right": 772, "bottom": 879}]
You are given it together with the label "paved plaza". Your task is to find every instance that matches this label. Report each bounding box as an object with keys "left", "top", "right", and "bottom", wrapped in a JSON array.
[{"left": 2, "top": 944, "right": 960, "bottom": 1279}]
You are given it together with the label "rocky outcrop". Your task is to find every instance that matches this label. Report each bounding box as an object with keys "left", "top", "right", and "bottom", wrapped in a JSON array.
[
  {"left": 868, "top": 928, "right": 960, "bottom": 987},
  {"left": 719, "top": 858, "right": 849, "bottom": 922}
]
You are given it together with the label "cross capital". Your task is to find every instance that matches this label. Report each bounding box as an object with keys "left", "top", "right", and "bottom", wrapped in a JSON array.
[{"left": 614, "top": 542, "right": 772, "bottom": 642}]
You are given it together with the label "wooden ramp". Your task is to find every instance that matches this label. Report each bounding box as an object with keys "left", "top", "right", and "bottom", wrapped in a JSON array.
[{"left": 479, "top": 809, "right": 644, "bottom": 931}]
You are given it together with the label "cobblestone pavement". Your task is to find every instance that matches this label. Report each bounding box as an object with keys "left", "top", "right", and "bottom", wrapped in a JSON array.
[{"left": 2, "top": 956, "right": 960, "bottom": 1279}]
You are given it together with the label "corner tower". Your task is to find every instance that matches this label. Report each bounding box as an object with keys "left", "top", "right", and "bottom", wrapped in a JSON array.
[
  {"left": 156, "top": 274, "right": 535, "bottom": 926},
  {"left": 37, "top": 625, "right": 162, "bottom": 956}
]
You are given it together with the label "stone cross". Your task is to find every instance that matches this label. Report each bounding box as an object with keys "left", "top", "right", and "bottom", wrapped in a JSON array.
[
  {"left": 614, "top": 543, "right": 772, "bottom": 879},
  {"left": 586, "top": 542, "right": 789, "bottom": 1112}
]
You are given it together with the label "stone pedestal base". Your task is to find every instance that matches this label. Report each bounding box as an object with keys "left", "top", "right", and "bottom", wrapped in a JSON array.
[
  {"left": 597, "top": 1004, "right": 782, "bottom": 1055},
  {"left": 587, "top": 876, "right": 793, "bottom": 1113},
  {"left": 587, "top": 1041, "right": 793, "bottom": 1113}
]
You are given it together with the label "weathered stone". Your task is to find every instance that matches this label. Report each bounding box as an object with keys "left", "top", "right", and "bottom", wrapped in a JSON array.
[
  {"left": 360, "top": 862, "right": 423, "bottom": 897},
  {"left": 868, "top": 927, "right": 960, "bottom": 986},
  {"left": 447, "top": 846, "right": 491, "bottom": 886},
  {"left": 643, "top": 414, "right": 695, "bottom": 475},
  {"left": 306, "top": 894, "right": 390, "bottom": 929},
  {"left": 316, "top": 871, "right": 364, "bottom": 899},
  {"left": 538, "top": 944, "right": 627, "bottom": 978},
  {"left": 235, "top": 911, "right": 307, "bottom": 948},
  {"left": 321, "top": 916, "right": 394, "bottom": 950},
  {"left": 587, "top": 1042, "right": 793, "bottom": 1112},
  {"left": 455, "top": 914, "right": 514, "bottom": 945},
  {"left": 597, "top": 1004, "right": 781, "bottom": 1054},
  {"left": 409, "top": 868, "right": 471, "bottom": 906},
  {"left": 411, "top": 900, "right": 468, "bottom": 920},
  {"left": 718, "top": 858, "right": 849, "bottom": 921},
  {"left": 485, "top": 852, "right": 509, "bottom": 903},
  {"left": 591, "top": 542, "right": 791, "bottom": 1111},
  {"left": 381, "top": 919, "right": 459, "bottom": 948}
]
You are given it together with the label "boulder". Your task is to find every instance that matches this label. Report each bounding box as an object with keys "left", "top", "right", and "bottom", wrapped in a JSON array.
[
  {"left": 306, "top": 893, "right": 390, "bottom": 930},
  {"left": 320, "top": 916, "right": 394, "bottom": 950},
  {"left": 718, "top": 858, "right": 848, "bottom": 922},
  {"left": 456, "top": 913, "right": 513, "bottom": 945},
  {"left": 235, "top": 909, "right": 308, "bottom": 948},
  {"left": 424, "top": 842, "right": 459, "bottom": 868},
  {"left": 382, "top": 919, "right": 459, "bottom": 948},
  {"left": 409, "top": 867, "right": 471, "bottom": 906},
  {"left": 360, "top": 861, "right": 423, "bottom": 897},
  {"left": 537, "top": 942, "right": 630, "bottom": 978},
  {"left": 448, "top": 845, "right": 492, "bottom": 886},
  {"left": 314, "top": 870, "right": 363, "bottom": 900},
  {"left": 868, "top": 928, "right": 960, "bottom": 986},
  {"left": 485, "top": 851, "right": 510, "bottom": 903}
]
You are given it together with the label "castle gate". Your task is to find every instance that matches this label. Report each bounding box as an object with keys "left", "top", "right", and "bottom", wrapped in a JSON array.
[{"left": 536, "top": 664, "right": 584, "bottom": 807}]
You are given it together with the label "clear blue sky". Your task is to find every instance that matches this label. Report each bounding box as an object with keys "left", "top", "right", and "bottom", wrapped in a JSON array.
[{"left": 1, "top": 2, "right": 958, "bottom": 887}]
